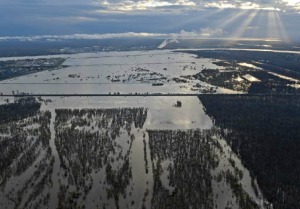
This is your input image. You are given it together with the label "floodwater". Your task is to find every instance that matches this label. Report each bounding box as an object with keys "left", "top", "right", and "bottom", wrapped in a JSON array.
[
  {"left": 0, "top": 50, "right": 237, "bottom": 95},
  {"left": 0, "top": 50, "right": 268, "bottom": 209},
  {"left": 0, "top": 95, "right": 269, "bottom": 209}
]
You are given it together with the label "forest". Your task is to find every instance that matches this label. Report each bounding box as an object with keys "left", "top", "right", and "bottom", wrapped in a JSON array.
[
  {"left": 0, "top": 97, "right": 41, "bottom": 123},
  {"left": 54, "top": 108, "right": 147, "bottom": 209},
  {"left": 148, "top": 129, "right": 260, "bottom": 209},
  {"left": 0, "top": 97, "right": 53, "bottom": 209},
  {"left": 199, "top": 94, "right": 300, "bottom": 209}
]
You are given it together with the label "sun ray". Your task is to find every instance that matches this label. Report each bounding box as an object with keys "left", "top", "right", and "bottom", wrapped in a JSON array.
[
  {"left": 224, "top": 9, "right": 259, "bottom": 45},
  {"left": 255, "top": 10, "right": 268, "bottom": 39},
  {"left": 267, "top": 10, "right": 280, "bottom": 40},
  {"left": 274, "top": 11, "right": 290, "bottom": 43},
  {"left": 165, "top": 8, "right": 223, "bottom": 30},
  {"left": 216, "top": 9, "right": 249, "bottom": 29}
]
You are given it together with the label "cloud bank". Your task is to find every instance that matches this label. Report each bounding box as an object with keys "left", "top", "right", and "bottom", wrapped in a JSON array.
[{"left": 0, "top": 29, "right": 226, "bottom": 42}]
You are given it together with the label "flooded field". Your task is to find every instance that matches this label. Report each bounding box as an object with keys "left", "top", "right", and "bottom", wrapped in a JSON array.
[
  {"left": 0, "top": 96, "right": 269, "bottom": 209},
  {"left": 0, "top": 50, "right": 238, "bottom": 95},
  {"left": 0, "top": 50, "right": 273, "bottom": 208}
]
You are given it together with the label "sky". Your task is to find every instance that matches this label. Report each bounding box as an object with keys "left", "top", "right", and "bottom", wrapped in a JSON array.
[{"left": 0, "top": 0, "right": 300, "bottom": 42}]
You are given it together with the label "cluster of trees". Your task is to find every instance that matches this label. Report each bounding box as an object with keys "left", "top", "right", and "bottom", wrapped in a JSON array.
[
  {"left": 55, "top": 108, "right": 147, "bottom": 134},
  {"left": 54, "top": 108, "right": 147, "bottom": 208},
  {"left": 147, "top": 129, "right": 258, "bottom": 209},
  {"left": 224, "top": 169, "right": 259, "bottom": 209},
  {"left": 247, "top": 71, "right": 299, "bottom": 94},
  {"left": 0, "top": 103, "right": 53, "bottom": 209},
  {"left": 0, "top": 97, "right": 41, "bottom": 123},
  {"left": 193, "top": 69, "right": 251, "bottom": 92},
  {"left": 0, "top": 100, "right": 49, "bottom": 184}
]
